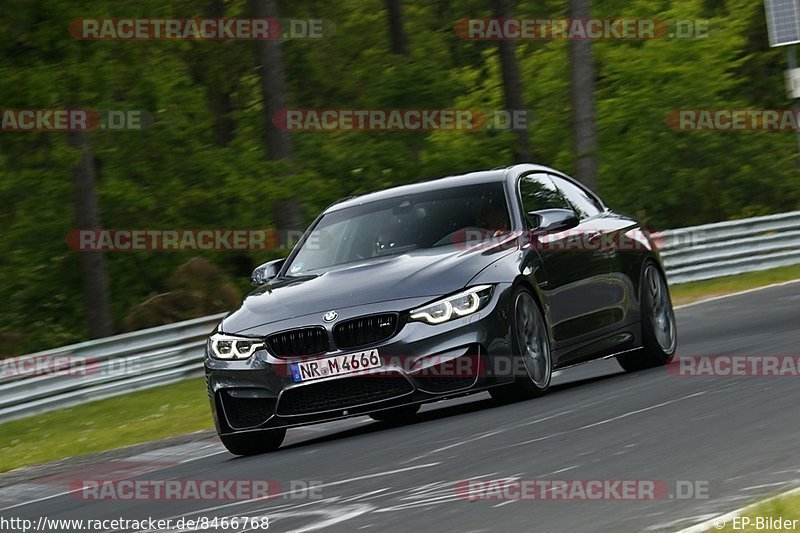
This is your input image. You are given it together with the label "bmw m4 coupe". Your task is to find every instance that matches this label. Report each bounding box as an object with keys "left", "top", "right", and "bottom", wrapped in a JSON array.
[{"left": 205, "top": 164, "right": 677, "bottom": 455}]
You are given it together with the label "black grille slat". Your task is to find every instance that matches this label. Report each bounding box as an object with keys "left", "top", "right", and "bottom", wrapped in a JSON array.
[
  {"left": 415, "top": 375, "right": 475, "bottom": 393},
  {"left": 277, "top": 374, "right": 412, "bottom": 416},
  {"left": 267, "top": 327, "right": 329, "bottom": 357},
  {"left": 219, "top": 391, "right": 275, "bottom": 429},
  {"left": 334, "top": 313, "right": 399, "bottom": 350}
]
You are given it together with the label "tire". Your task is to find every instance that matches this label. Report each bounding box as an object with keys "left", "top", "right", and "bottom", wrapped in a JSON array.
[
  {"left": 219, "top": 428, "right": 286, "bottom": 456},
  {"left": 617, "top": 262, "right": 677, "bottom": 372},
  {"left": 490, "top": 286, "right": 552, "bottom": 404},
  {"left": 369, "top": 404, "right": 420, "bottom": 422}
]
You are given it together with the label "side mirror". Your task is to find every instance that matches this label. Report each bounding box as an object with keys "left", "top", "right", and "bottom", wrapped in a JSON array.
[
  {"left": 528, "top": 208, "right": 579, "bottom": 234},
  {"left": 251, "top": 258, "right": 286, "bottom": 286}
]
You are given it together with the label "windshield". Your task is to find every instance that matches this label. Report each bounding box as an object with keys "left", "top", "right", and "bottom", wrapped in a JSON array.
[{"left": 285, "top": 182, "right": 510, "bottom": 276}]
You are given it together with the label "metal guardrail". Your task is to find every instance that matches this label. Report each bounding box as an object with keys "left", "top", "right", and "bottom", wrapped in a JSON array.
[
  {"left": 0, "top": 314, "right": 224, "bottom": 423},
  {"left": 658, "top": 210, "right": 800, "bottom": 284},
  {"left": 2, "top": 210, "right": 799, "bottom": 423}
]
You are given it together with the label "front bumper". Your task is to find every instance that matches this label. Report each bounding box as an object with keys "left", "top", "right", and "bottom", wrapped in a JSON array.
[{"left": 205, "top": 283, "right": 516, "bottom": 435}]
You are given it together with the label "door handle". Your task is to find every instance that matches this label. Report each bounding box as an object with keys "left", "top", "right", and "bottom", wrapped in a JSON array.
[{"left": 585, "top": 230, "right": 613, "bottom": 253}]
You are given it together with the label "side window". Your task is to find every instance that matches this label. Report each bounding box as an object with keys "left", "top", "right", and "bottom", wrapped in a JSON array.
[
  {"left": 549, "top": 174, "right": 603, "bottom": 220},
  {"left": 518, "top": 174, "right": 571, "bottom": 225}
]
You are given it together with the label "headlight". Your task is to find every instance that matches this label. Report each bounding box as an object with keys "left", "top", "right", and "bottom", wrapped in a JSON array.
[
  {"left": 208, "top": 333, "right": 265, "bottom": 360},
  {"left": 409, "top": 285, "right": 493, "bottom": 325}
]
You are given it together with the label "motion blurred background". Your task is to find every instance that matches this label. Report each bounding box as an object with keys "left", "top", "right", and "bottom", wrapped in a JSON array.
[{"left": 1, "top": 0, "right": 798, "bottom": 356}]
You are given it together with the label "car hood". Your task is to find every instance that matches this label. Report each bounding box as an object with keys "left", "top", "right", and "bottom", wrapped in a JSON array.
[{"left": 221, "top": 241, "right": 515, "bottom": 334}]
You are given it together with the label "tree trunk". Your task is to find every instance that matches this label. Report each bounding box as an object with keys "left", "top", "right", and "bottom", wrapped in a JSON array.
[
  {"left": 184, "top": 58, "right": 237, "bottom": 147},
  {"left": 490, "top": 0, "right": 535, "bottom": 163},
  {"left": 68, "top": 130, "right": 114, "bottom": 339},
  {"left": 272, "top": 198, "right": 306, "bottom": 249},
  {"left": 569, "top": 0, "right": 599, "bottom": 190},
  {"left": 210, "top": 90, "right": 236, "bottom": 147},
  {"left": 254, "top": 0, "right": 293, "bottom": 160},
  {"left": 206, "top": 0, "right": 236, "bottom": 146},
  {"left": 253, "top": 1, "right": 304, "bottom": 240},
  {"left": 385, "top": 0, "right": 409, "bottom": 55}
]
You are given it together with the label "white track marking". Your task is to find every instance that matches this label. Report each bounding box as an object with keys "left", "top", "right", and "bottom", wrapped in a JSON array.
[
  {"left": 399, "top": 430, "right": 503, "bottom": 464},
  {"left": 0, "top": 467, "right": 164, "bottom": 512},
  {"left": 501, "top": 390, "right": 709, "bottom": 450},
  {"left": 575, "top": 391, "right": 707, "bottom": 430},
  {"left": 107, "top": 462, "right": 442, "bottom": 533},
  {"left": 0, "top": 444, "right": 226, "bottom": 511}
]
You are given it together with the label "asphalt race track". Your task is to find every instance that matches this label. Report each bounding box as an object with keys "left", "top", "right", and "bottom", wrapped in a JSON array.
[{"left": 2, "top": 281, "right": 799, "bottom": 533}]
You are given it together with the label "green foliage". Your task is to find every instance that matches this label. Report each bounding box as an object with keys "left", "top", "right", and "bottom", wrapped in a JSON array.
[
  {"left": 121, "top": 257, "right": 241, "bottom": 331},
  {"left": 593, "top": 0, "right": 800, "bottom": 227},
  {"left": 0, "top": 0, "right": 798, "bottom": 353}
]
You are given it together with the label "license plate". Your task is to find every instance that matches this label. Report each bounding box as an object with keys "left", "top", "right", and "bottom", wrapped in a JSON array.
[{"left": 291, "top": 349, "right": 381, "bottom": 383}]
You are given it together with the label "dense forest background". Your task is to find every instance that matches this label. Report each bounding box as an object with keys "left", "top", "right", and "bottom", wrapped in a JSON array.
[{"left": 1, "top": 0, "right": 798, "bottom": 354}]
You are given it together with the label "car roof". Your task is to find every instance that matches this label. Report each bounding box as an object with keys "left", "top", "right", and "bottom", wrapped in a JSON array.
[{"left": 325, "top": 164, "right": 553, "bottom": 212}]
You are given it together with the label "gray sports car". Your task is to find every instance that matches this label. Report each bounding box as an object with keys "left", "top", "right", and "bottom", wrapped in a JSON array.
[{"left": 204, "top": 164, "right": 677, "bottom": 455}]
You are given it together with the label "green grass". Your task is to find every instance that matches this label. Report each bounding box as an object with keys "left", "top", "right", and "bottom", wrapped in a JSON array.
[
  {"left": 0, "top": 378, "right": 212, "bottom": 473},
  {"left": 0, "top": 265, "right": 799, "bottom": 475},
  {"left": 670, "top": 264, "right": 800, "bottom": 306},
  {"left": 716, "top": 491, "right": 800, "bottom": 532}
]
